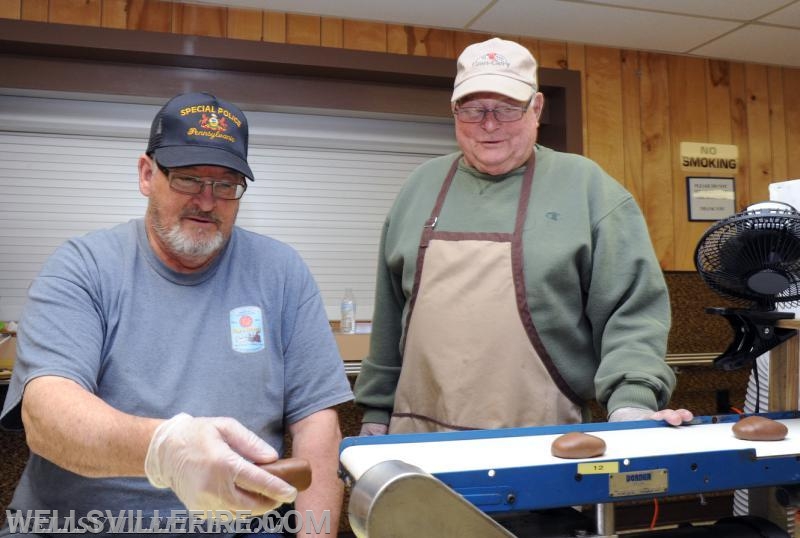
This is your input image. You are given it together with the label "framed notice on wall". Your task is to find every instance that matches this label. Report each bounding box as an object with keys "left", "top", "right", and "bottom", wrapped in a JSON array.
[{"left": 686, "top": 177, "right": 736, "bottom": 221}]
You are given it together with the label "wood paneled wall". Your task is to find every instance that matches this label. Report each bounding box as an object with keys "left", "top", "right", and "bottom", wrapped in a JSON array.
[{"left": 1, "top": 0, "right": 799, "bottom": 270}]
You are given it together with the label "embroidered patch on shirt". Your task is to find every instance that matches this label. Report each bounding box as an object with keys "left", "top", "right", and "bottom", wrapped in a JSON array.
[{"left": 229, "top": 306, "right": 265, "bottom": 353}]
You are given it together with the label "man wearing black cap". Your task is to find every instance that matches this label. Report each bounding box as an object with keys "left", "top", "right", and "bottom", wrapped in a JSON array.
[{"left": 1, "top": 92, "right": 352, "bottom": 535}]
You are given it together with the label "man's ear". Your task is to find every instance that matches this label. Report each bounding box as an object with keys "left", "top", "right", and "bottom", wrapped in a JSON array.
[
  {"left": 138, "top": 154, "right": 156, "bottom": 196},
  {"left": 532, "top": 92, "right": 545, "bottom": 122}
]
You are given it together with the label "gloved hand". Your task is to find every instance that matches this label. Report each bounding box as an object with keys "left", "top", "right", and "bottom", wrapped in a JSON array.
[
  {"left": 145, "top": 413, "right": 297, "bottom": 515},
  {"left": 359, "top": 422, "right": 389, "bottom": 436}
]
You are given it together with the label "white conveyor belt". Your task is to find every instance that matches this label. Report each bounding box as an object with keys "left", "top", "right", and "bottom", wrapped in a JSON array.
[{"left": 340, "top": 418, "right": 800, "bottom": 480}]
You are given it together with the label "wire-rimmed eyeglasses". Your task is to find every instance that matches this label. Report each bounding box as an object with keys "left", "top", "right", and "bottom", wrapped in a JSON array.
[{"left": 156, "top": 163, "right": 247, "bottom": 200}]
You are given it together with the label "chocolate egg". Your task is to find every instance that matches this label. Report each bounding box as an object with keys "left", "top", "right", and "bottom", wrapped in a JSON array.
[
  {"left": 732, "top": 416, "right": 788, "bottom": 441},
  {"left": 551, "top": 431, "right": 607, "bottom": 459},
  {"left": 259, "top": 458, "right": 312, "bottom": 490}
]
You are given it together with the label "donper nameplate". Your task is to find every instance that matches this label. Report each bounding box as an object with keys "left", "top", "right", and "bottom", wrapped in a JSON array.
[{"left": 609, "top": 469, "right": 668, "bottom": 497}]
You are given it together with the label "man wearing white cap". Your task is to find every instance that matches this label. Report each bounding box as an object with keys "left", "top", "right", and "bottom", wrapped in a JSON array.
[{"left": 354, "top": 38, "right": 691, "bottom": 435}]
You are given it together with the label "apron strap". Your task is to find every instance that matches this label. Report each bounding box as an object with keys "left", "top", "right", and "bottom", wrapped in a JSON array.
[{"left": 420, "top": 156, "right": 461, "bottom": 247}]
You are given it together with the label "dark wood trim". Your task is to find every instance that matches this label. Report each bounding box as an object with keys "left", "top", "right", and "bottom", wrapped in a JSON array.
[
  {"left": 0, "top": 19, "right": 456, "bottom": 85},
  {"left": 0, "top": 55, "right": 455, "bottom": 118},
  {"left": 0, "top": 18, "right": 582, "bottom": 154}
]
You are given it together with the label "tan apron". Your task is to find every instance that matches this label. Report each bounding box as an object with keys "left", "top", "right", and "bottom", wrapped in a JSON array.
[{"left": 389, "top": 154, "right": 583, "bottom": 433}]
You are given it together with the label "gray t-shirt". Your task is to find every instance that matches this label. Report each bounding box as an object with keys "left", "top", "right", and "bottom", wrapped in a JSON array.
[{"left": 1, "top": 218, "right": 352, "bottom": 520}]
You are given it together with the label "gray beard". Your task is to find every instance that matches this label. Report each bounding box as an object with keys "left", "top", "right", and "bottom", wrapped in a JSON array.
[
  {"left": 156, "top": 222, "right": 224, "bottom": 260},
  {"left": 150, "top": 209, "right": 225, "bottom": 261}
]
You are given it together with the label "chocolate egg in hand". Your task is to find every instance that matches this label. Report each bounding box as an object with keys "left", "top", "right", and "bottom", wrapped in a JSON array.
[{"left": 258, "top": 458, "right": 312, "bottom": 491}]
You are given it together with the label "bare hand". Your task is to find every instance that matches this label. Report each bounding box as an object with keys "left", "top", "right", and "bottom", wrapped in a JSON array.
[
  {"left": 649, "top": 408, "right": 694, "bottom": 426},
  {"left": 609, "top": 406, "right": 694, "bottom": 426},
  {"left": 359, "top": 422, "right": 389, "bottom": 436}
]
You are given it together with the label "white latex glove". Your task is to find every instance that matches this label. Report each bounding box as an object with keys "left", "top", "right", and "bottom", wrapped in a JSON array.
[
  {"left": 145, "top": 413, "right": 297, "bottom": 515},
  {"left": 609, "top": 406, "right": 694, "bottom": 426},
  {"left": 359, "top": 422, "right": 389, "bottom": 436}
]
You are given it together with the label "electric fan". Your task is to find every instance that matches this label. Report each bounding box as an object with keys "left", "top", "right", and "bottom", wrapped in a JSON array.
[{"left": 694, "top": 201, "right": 800, "bottom": 371}]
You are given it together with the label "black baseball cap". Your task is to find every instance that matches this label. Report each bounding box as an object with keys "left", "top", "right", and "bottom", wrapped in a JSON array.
[{"left": 147, "top": 92, "right": 254, "bottom": 180}]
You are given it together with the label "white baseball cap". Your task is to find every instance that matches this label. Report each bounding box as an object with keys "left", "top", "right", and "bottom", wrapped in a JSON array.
[{"left": 452, "top": 37, "right": 538, "bottom": 104}]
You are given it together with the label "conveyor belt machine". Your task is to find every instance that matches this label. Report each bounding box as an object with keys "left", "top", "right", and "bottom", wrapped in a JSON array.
[{"left": 340, "top": 412, "right": 800, "bottom": 537}]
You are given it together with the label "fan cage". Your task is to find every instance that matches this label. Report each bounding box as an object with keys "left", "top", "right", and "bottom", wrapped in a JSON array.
[{"left": 695, "top": 206, "right": 800, "bottom": 310}]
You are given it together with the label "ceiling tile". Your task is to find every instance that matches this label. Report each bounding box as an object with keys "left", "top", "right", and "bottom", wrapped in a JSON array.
[
  {"left": 691, "top": 24, "right": 800, "bottom": 67},
  {"left": 759, "top": 1, "right": 800, "bottom": 27},
  {"left": 470, "top": 0, "right": 739, "bottom": 53},
  {"left": 587, "top": 0, "right": 791, "bottom": 20},
  {"left": 179, "top": 0, "right": 800, "bottom": 68}
]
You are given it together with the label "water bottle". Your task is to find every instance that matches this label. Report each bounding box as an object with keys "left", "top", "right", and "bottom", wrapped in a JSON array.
[{"left": 340, "top": 288, "right": 356, "bottom": 334}]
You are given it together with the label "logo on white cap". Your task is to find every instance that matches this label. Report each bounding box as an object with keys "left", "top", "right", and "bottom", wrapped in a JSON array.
[{"left": 473, "top": 52, "right": 511, "bottom": 69}]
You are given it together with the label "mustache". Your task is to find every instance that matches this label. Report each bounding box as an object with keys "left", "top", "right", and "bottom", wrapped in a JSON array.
[{"left": 181, "top": 209, "right": 222, "bottom": 225}]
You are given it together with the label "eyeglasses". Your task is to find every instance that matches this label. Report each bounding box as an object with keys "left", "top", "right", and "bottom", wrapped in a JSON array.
[
  {"left": 453, "top": 103, "right": 530, "bottom": 123},
  {"left": 156, "top": 163, "right": 247, "bottom": 200}
]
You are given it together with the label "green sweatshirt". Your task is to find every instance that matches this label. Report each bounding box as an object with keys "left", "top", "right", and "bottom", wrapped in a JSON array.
[{"left": 354, "top": 145, "right": 674, "bottom": 425}]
